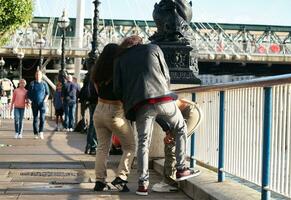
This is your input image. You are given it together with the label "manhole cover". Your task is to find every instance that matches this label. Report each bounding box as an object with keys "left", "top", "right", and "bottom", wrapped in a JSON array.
[
  {"left": 20, "top": 171, "right": 79, "bottom": 177},
  {"left": 10, "top": 162, "right": 85, "bottom": 169},
  {"left": 9, "top": 170, "right": 89, "bottom": 183}
]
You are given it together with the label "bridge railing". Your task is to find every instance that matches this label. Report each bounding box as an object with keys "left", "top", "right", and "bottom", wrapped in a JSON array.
[
  {"left": 191, "top": 39, "right": 291, "bottom": 57},
  {"left": 5, "top": 34, "right": 92, "bottom": 51},
  {"left": 3, "top": 24, "right": 291, "bottom": 59},
  {"left": 174, "top": 74, "right": 291, "bottom": 200}
]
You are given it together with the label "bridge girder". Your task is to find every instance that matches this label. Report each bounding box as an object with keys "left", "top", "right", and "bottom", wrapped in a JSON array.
[{"left": 1, "top": 18, "right": 291, "bottom": 64}]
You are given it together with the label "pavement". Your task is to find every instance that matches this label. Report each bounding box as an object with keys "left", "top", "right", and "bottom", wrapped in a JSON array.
[{"left": 0, "top": 118, "right": 191, "bottom": 200}]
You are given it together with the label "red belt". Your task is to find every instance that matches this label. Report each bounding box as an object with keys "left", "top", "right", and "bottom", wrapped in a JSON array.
[{"left": 134, "top": 96, "right": 173, "bottom": 111}]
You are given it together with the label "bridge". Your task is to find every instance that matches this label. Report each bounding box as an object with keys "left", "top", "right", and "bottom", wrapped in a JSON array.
[
  {"left": 1, "top": 17, "right": 291, "bottom": 84},
  {"left": 1, "top": 18, "right": 291, "bottom": 63}
]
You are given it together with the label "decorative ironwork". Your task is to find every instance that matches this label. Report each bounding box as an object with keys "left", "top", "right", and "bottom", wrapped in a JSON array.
[
  {"left": 84, "top": 0, "right": 100, "bottom": 81},
  {"left": 2, "top": 18, "right": 291, "bottom": 65},
  {"left": 150, "top": 0, "right": 200, "bottom": 84},
  {"left": 158, "top": 42, "right": 201, "bottom": 84},
  {"left": 57, "top": 10, "right": 70, "bottom": 83},
  {"left": 150, "top": 0, "right": 192, "bottom": 43}
]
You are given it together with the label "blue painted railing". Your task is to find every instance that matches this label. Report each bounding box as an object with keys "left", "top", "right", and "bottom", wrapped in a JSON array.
[{"left": 174, "top": 74, "right": 291, "bottom": 200}]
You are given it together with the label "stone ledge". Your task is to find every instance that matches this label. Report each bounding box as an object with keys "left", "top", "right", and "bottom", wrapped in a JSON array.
[{"left": 153, "top": 159, "right": 260, "bottom": 200}]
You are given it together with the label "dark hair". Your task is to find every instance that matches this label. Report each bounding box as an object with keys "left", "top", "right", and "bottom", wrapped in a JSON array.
[
  {"left": 91, "top": 43, "right": 119, "bottom": 84},
  {"left": 117, "top": 35, "right": 143, "bottom": 56}
]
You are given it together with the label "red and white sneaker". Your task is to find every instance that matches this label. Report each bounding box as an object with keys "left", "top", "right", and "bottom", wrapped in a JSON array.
[
  {"left": 136, "top": 185, "right": 148, "bottom": 196},
  {"left": 176, "top": 168, "right": 201, "bottom": 181}
]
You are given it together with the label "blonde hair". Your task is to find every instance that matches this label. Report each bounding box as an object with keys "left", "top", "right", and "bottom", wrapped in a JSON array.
[
  {"left": 19, "top": 79, "right": 26, "bottom": 86},
  {"left": 120, "top": 35, "right": 143, "bottom": 49}
]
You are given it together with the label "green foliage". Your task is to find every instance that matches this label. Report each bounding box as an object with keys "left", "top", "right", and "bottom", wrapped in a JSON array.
[{"left": 0, "top": 0, "right": 33, "bottom": 47}]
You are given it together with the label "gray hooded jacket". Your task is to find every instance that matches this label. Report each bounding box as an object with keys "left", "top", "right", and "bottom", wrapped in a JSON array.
[{"left": 113, "top": 43, "right": 176, "bottom": 120}]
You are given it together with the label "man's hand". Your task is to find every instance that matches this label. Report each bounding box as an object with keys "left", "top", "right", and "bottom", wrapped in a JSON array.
[{"left": 164, "top": 131, "right": 174, "bottom": 144}]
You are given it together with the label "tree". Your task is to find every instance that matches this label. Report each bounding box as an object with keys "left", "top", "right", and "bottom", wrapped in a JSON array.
[{"left": 0, "top": 0, "right": 33, "bottom": 47}]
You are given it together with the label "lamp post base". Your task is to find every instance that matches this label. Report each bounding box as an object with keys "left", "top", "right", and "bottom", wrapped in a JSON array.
[{"left": 156, "top": 41, "right": 201, "bottom": 84}]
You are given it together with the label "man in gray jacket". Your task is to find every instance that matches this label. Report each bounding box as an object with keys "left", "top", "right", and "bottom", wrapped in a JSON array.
[{"left": 113, "top": 35, "right": 196, "bottom": 196}]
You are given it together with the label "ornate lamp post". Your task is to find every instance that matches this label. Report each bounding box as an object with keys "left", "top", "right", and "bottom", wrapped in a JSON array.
[
  {"left": 57, "top": 10, "right": 70, "bottom": 84},
  {"left": 86, "top": 0, "right": 100, "bottom": 73},
  {"left": 36, "top": 33, "right": 46, "bottom": 69},
  {"left": 0, "top": 57, "right": 5, "bottom": 79},
  {"left": 17, "top": 52, "right": 24, "bottom": 79},
  {"left": 78, "top": 0, "right": 100, "bottom": 151},
  {"left": 150, "top": 0, "right": 201, "bottom": 84}
]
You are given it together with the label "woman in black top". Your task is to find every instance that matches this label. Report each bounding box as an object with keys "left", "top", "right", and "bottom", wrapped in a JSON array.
[{"left": 91, "top": 43, "right": 136, "bottom": 192}]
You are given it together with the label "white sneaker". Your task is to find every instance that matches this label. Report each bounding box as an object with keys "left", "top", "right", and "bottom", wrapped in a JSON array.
[
  {"left": 64, "top": 128, "right": 69, "bottom": 132},
  {"left": 39, "top": 132, "right": 44, "bottom": 139},
  {"left": 152, "top": 181, "right": 178, "bottom": 192},
  {"left": 18, "top": 133, "right": 23, "bottom": 139},
  {"left": 14, "top": 133, "right": 18, "bottom": 139},
  {"left": 34, "top": 135, "right": 39, "bottom": 139},
  {"left": 69, "top": 128, "right": 73, "bottom": 132}
]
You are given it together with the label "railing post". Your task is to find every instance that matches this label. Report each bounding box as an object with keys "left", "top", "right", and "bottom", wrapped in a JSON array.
[
  {"left": 262, "top": 87, "right": 272, "bottom": 200},
  {"left": 218, "top": 91, "right": 225, "bottom": 182},
  {"left": 190, "top": 93, "right": 196, "bottom": 168}
]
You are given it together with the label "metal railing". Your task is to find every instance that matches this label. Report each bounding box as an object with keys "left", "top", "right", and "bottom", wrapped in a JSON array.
[
  {"left": 174, "top": 74, "right": 291, "bottom": 200},
  {"left": 4, "top": 23, "right": 291, "bottom": 59},
  {"left": 0, "top": 104, "right": 32, "bottom": 120},
  {"left": 0, "top": 100, "right": 54, "bottom": 120}
]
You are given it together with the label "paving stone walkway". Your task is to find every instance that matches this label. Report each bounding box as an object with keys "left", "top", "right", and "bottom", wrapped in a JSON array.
[{"left": 0, "top": 119, "right": 190, "bottom": 200}]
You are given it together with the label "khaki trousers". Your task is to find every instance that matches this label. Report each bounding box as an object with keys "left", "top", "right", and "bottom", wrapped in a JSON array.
[
  {"left": 93, "top": 102, "right": 136, "bottom": 182},
  {"left": 164, "top": 101, "right": 203, "bottom": 184}
]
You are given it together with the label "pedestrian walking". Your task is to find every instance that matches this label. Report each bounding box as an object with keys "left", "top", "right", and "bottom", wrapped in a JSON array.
[
  {"left": 10, "top": 79, "right": 28, "bottom": 139},
  {"left": 62, "top": 75, "right": 80, "bottom": 132},
  {"left": 84, "top": 80, "right": 98, "bottom": 155},
  {"left": 27, "top": 70, "right": 50, "bottom": 139},
  {"left": 53, "top": 82, "right": 64, "bottom": 131}
]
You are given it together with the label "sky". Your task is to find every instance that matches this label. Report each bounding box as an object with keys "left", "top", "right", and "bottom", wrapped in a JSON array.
[{"left": 34, "top": 0, "right": 291, "bottom": 26}]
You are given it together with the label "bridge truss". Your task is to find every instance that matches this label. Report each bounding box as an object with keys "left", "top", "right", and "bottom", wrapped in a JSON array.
[{"left": 1, "top": 17, "right": 291, "bottom": 65}]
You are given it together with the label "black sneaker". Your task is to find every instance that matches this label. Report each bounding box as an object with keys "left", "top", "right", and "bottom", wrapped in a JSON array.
[
  {"left": 93, "top": 181, "right": 110, "bottom": 191},
  {"left": 89, "top": 148, "right": 96, "bottom": 155},
  {"left": 109, "top": 146, "right": 123, "bottom": 155},
  {"left": 84, "top": 145, "right": 90, "bottom": 154},
  {"left": 176, "top": 168, "right": 201, "bottom": 181},
  {"left": 111, "top": 177, "right": 129, "bottom": 192}
]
